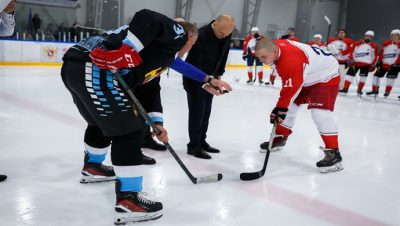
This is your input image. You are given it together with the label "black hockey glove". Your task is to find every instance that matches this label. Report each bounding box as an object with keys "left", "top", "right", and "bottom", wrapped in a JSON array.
[
  {"left": 270, "top": 107, "right": 288, "bottom": 124},
  {"left": 242, "top": 52, "right": 249, "bottom": 61}
]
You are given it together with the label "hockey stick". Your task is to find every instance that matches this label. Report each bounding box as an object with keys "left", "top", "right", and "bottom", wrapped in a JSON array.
[
  {"left": 252, "top": 64, "right": 257, "bottom": 84},
  {"left": 324, "top": 16, "right": 331, "bottom": 42},
  {"left": 240, "top": 122, "right": 278, "bottom": 181},
  {"left": 112, "top": 71, "right": 223, "bottom": 184}
]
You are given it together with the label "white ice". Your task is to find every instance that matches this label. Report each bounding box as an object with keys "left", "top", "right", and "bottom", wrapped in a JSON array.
[{"left": 0, "top": 66, "right": 399, "bottom": 226}]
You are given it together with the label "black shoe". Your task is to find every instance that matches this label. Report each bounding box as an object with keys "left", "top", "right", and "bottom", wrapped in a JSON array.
[
  {"left": 366, "top": 90, "right": 378, "bottom": 95},
  {"left": 357, "top": 90, "right": 363, "bottom": 96},
  {"left": 316, "top": 148, "right": 343, "bottom": 173},
  {"left": 264, "top": 81, "right": 270, "bottom": 85},
  {"left": 142, "top": 153, "right": 156, "bottom": 165},
  {"left": 201, "top": 142, "right": 220, "bottom": 153},
  {"left": 384, "top": 92, "right": 390, "bottom": 97},
  {"left": 80, "top": 152, "right": 116, "bottom": 183},
  {"left": 246, "top": 79, "right": 253, "bottom": 84},
  {"left": 339, "top": 88, "right": 348, "bottom": 94},
  {"left": 187, "top": 148, "right": 211, "bottom": 159},
  {"left": 115, "top": 180, "right": 163, "bottom": 224},
  {"left": 0, "top": 174, "right": 7, "bottom": 182}
]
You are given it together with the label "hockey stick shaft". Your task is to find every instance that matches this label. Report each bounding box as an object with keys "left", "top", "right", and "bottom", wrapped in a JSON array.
[{"left": 112, "top": 71, "right": 220, "bottom": 184}]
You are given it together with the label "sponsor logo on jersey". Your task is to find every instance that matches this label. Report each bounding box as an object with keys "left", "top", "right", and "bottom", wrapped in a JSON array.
[
  {"left": 354, "top": 52, "right": 370, "bottom": 58},
  {"left": 144, "top": 67, "right": 167, "bottom": 84},
  {"left": 173, "top": 24, "right": 186, "bottom": 40},
  {"left": 383, "top": 53, "right": 396, "bottom": 58}
]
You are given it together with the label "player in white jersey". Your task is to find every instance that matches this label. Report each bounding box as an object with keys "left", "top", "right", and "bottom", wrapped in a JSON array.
[
  {"left": 0, "top": 0, "right": 15, "bottom": 37},
  {"left": 256, "top": 38, "right": 343, "bottom": 173},
  {"left": 339, "top": 30, "right": 378, "bottom": 95},
  {"left": 327, "top": 29, "right": 353, "bottom": 89},
  {"left": 0, "top": 0, "right": 15, "bottom": 183},
  {"left": 242, "top": 27, "right": 265, "bottom": 84},
  {"left": 366, "top": 29, "right": 400, "bottom": 97}
]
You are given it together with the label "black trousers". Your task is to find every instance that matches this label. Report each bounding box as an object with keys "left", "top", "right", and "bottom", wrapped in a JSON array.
[
  {"left": 61, "top": 60, "right": 145, "bottom": 166},
  {"left": 183, "top": 77, "right": 214, "bottom": 150}
]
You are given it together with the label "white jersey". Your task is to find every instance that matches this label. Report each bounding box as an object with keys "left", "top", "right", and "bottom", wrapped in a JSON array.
[
  {"left": 326, "top": 38, "right": 352, "bottom": 63},
  {"left": 0, "top": 0, "right": 14, "bottom": 37},
  {"left": 380, "top": 40, "right": 400, "bottom": 68}
]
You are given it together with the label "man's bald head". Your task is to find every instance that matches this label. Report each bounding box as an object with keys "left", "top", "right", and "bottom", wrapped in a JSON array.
[
  {"left": 212, "top": 15, "right": 235, "bottom": 39},
  {"left": 255, "top": 38, "right": 277, "bottom": 52},
  {"left": 255, "top": 38, "right": 279, "bottom": 65}
]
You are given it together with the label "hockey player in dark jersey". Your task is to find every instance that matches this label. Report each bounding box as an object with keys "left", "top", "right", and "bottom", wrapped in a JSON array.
[{"left": 61, "top": 9, "right": 232, "bottom": 224}]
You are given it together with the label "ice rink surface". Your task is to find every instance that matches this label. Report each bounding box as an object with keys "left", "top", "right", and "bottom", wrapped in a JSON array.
[{"left": 0, "top": 66, "right": 399, "bottom": 226}]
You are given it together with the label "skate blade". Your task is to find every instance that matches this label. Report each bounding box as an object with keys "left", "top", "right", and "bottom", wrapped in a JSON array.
[
  {"left": 80, "top": 173, "right": 116, "bottom": 184},
  {"left": 259, "top": 146, "right": 282, "bottom": 153},
  {"left": 319, "top": 162, "right": 343, "bottom": 173},
  {"left": 114, "top": 210, "right": 163, "bottom": 225}
]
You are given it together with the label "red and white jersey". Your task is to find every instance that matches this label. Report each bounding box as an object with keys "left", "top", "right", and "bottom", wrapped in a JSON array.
[
  {"left": 326, "top": 37, "right": 353, "bottom": 63},
  {"left": 379, "top": 40, "right": 400, "bottom": 69},
  {"left": 273, "top": 40, "right": 339, "bottom": 108},
  {"left": 307, "top": 41, "right": 327, "bottom": 50},
  {"left": 243, "top": 34, "right": 265, "bottom": 55},
  {"left": 347, "top": 40, "right": 378, "bottom": 67}
]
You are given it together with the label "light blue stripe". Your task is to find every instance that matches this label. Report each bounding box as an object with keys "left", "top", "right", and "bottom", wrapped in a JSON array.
[
  {"left": 150, "top": 116, "right": 164, "bottom": 123},
  {"left": 111, "top": 90, "right": 119, "bottom": 95},
  {"left": 95, "top": 91, "right": 104, "bottom": 96},
  {"left": 93, "top": 78, "right": 100, "bottom": 85},
  {"left": 93, "top": 85, "right": 101, "bottom": 90},
  {"left": 122, "top": 38, "right": 138, "bottom": 51},
  {"left": 117, "top": 176, "right": 143, "bottom": 192},
  {"left": 85, "top": 150, "right": 106, "bottom": 163},
  {"left": 115, "top": 96, "right": 122, "bottom": 100},
  {"left": 99, "top": 98, "right": 107, "bottom": 102},
  {"left": 102, "top": 104, "right": 110, "bottom": 107}
]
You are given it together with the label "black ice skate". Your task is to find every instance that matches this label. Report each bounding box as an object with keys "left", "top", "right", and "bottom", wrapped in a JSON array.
[
  {"left": 259, "top": 135, "right": 288, "bottom": 153},
  {"left": 246, "top": 79, "right": 253, "bottom": 84},
  {"left": 114, "top": 181, "right": 163, "bottom": 225},
  {"left": 339, "top": 88, "right": 348, "bottom": 94},
  {"left": 316, "top": 147, "right": 343, "bottom": 173},
  {"left": 384, "top": 92, "right": 390, "bottom": 97},
  {"left": 258, "top": 80, "right": 264, "bottom": 85},
  {"left": 366, "top": 90, "right": 378, "bottom": 95},
  {"left": 357, "top": 89, "right": 363, "bottom": 96},
  {"left": 80, "top": 152, "right": 116, "bottom": 183}
]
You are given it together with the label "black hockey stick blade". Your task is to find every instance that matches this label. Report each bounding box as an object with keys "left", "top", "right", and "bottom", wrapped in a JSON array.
[{"left": 240, "top": 149, "right": 270, "bottom": 181}]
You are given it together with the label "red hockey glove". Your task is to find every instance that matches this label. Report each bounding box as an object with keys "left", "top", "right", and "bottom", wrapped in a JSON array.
[
  {"left": 270, "top": 107, "right": 288, "bottom": 124},
  {"left": 89, "top": 44, "right": 142, "bottom": 70},
  {"left": 369, "top": 65, "right": 376, "bottom": 72}
]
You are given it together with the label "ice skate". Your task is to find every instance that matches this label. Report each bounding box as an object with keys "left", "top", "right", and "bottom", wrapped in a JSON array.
[
  {"left": 259, "top": 135, "right": 288, "bottom": 153},
  {"left": 316, "top": 147, "right": 343, "bottom": 173},
  {"left": 114, "top": 181, "right": 163, "bottom": 225},
  {"left": 80, "top": 152, "right": 116, "bottom": 183}
]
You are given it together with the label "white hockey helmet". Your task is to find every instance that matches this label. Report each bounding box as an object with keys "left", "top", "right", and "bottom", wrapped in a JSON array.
[
  {"left": 251, "top": 27, "right": 260, "bottom": 32},
  {"left": 313, "top": 34, "right": 323, "bottom": 39},
  {"left": 391, "top": 29, "right": 400, "bottom": 36},
  {"left": 365, "top": 30, "right": 375, "bottom": 37}
]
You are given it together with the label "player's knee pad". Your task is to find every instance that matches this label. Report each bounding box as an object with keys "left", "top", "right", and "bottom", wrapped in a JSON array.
[
  {"left": 84, "top": 125, "right": 111, "bottom": 148},
  {"left": 110, "top": 129, "right": 145, "bottom": 166},
  {"left": 311, "top": 109, "right": 337, "bottom": 134}
]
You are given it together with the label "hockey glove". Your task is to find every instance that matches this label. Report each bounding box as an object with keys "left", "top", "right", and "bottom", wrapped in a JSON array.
[
  {"left": 369, "top": 65, "right": 376, "bottom": 72},
  {"left": 242, "top": 52, "right": 249, "bottom": 61},
  {"left": 270, "top": 107, "right": 288, "bottom": 124},
  {"left": 89, "top": 44, "right": 142, "bottom": 70}
]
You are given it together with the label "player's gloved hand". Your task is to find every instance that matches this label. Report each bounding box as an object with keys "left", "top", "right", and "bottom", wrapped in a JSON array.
[
  {"left": 89, "top": 44, "right": 142, "bottom": 70},
  {"left": 242, "top": 52, "right": 249, "bottom": 61},
  {"left": 369, "top": 65, "right": 376, "bottom": 72},
  {"left": 154, "top": 124, "right": 168, "bottom": 143},
  {"left": 253, "top": 33, "right": 262, "bottom": 41},
  {"left": 269, "top": 107, "right": 288, "bottom": 124}
]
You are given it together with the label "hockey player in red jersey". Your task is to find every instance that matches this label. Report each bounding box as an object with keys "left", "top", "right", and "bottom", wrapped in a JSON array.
[
  {"left": 339, "top": 30, "right": 378, "bottom": 95},
  {"left": 327, "top": 29, "right": 353, "bottom": 89},
  {"left": 242, "top": 27, "right": 265, "bottom": 84},
  {"left": 280, "top": 27, "right": 300, "bottom": 42},
  {"left": 308, "top": 34, "right": 326, "bottom": 49},
  {"left": 255, "top": 38, "right": 343, "bottom": 173},
  {"left": 366, "top": 29, "right": 400, "bottom": 97}
]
